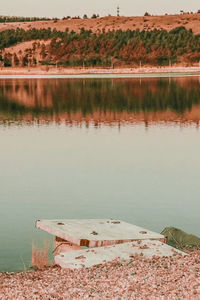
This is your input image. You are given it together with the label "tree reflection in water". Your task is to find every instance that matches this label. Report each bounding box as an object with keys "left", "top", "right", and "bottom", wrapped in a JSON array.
[{"left": 0, "top": 77, "right": 200, "bottom": 127}]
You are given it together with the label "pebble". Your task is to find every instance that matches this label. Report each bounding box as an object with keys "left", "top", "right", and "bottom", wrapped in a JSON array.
[{"left": 0, "top": 250, "right": 199, "bottom": 299}]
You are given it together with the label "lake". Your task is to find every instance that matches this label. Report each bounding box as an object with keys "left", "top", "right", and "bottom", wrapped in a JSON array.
[{"left": 0, "top": 75, "right": 200, "bottom": 272}]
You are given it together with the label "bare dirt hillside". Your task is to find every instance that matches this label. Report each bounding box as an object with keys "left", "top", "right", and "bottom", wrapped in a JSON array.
[
  {"left": 3, "top": 40, "right": 50, "bottom": 56},
  {"left": 0, "top": 13, "right": 200, "bottom": 34}
]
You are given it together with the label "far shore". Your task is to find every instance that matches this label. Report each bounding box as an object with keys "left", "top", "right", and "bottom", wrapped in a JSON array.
[{"left": 0, "top": 66, "right": 200, "bottom": 77}]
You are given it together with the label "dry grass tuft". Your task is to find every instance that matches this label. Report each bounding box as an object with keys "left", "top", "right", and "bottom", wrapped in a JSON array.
[{"left": 32, "top": 241, "right": 49, "bottom": 269}]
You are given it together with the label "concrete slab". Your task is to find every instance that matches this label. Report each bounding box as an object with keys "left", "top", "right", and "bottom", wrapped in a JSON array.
[
  {"left": 36, "top": 219, "right": 166, "bottom": 247},
  {"left": 55, "top": 240, "right": 186, "bottom": 269},
  {"left": 53, "top": 237, "right": 82, "bottom": 256}
]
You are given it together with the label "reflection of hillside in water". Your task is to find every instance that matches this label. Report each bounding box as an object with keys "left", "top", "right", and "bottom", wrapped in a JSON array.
[{"left": 0, "top": 77, "right": 200, "bottom": 126}]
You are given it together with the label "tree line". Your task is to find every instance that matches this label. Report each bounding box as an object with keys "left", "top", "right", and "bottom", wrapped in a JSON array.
[
  {"left": 0, "top": 14, "right": 100, "bottom": 23},
  {"left": 0, "top": 16, "right": 52, "bottom": 23},
  {"left": 0, "top": 26, "right": 199, "bottom": 67}
]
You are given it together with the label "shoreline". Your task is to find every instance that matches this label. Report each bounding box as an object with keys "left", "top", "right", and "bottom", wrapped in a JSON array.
[{"left": 0, "top": 66, "right": 199, "bottom": 77}]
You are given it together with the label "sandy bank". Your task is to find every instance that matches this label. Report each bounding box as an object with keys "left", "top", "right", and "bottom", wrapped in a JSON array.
[
  {"left": 0, "top": 250, "right": 199, "bottom": 299},
  {"left": 0, "top": 66, "right": 200, "bottom": 77}
]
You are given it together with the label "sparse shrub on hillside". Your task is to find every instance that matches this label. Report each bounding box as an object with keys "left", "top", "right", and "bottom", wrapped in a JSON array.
[
  {"left": 91, "top": 14, "right": 99, "bottom": 19},
  {"left": 62, "top": 16, "right": 71, "bottom": 20}
]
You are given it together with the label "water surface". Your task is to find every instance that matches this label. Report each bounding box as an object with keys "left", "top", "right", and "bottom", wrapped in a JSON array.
[{"left": 0, "top": 76, "right": 200, "bottom": 272}]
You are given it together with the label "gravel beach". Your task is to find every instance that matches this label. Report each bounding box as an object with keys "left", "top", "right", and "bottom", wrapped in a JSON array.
[{"left": 0, "top": 250, "right": 199, "bottom": 299}]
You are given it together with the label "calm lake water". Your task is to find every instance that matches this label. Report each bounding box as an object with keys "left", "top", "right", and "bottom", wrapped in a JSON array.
[{"left": 0, "top": 76, "right": 200, "bottom": 272}]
